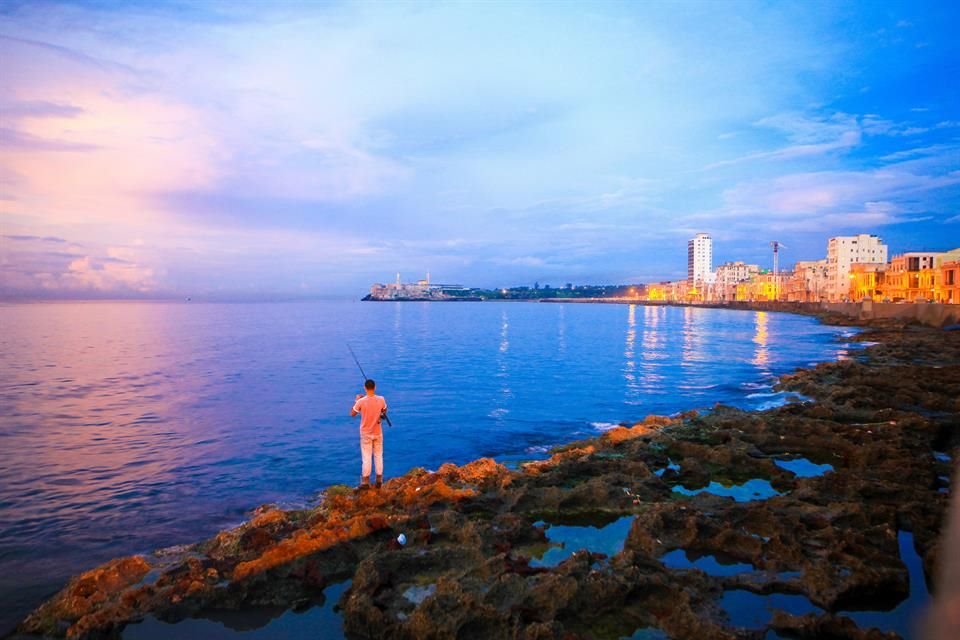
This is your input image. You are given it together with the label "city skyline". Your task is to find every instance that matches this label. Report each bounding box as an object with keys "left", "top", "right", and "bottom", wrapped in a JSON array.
[{"left": 2, "top": 0, "right": 959, "bottom": 299}]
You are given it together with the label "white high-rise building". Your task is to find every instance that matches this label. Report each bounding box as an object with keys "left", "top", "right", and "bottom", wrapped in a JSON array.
[
  {"left": 687, "top": 233, "right": 713, "bottom": 284},
  {"left": 825, "top": 234, "right": 888, "bottom": 301}
]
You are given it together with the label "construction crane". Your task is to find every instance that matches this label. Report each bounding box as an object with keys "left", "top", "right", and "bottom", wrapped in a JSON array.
[{"left": 770, "top": 241, "right": 787, "bottom": 301}]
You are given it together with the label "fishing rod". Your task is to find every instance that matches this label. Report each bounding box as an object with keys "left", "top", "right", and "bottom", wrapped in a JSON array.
[{"left": 347, "top": 344, "right": 393, "bottom": 427}]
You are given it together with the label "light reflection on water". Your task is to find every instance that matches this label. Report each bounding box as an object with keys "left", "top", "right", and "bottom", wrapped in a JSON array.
[
  {"left": 640, "top": 304, "right": 666, "bottom": 393},
  {"left": 624, "top": 304, "right": 638, "bottom": 402},
  {"left": 0, "top": 300, "right": 852, "bottom": 633},
  {"left": 752, "top": 311, "right": 770, "bottom": 370}
]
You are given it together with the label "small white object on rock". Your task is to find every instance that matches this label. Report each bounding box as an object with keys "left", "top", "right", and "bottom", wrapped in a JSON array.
[{"left": 397, "top": 533, "right": 407, "bottom": 545}]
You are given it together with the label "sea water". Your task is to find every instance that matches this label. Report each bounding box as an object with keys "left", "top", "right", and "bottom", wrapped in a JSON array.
[{"left": 0, "top": 300, "right": 852, "bottom": 632}]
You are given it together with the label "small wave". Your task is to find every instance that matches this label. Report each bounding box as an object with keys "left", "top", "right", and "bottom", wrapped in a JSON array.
[
  {"left": 590, "top": 422, "right": 621, "bottom": 432},
  {"left": 750, "top": 392, "right": 807, "bottom": 411},
  {"left": 524, "top": 445, "right": 550, "bottom": 454},
  {"left": 678, "top": 383, "right": 719, "bottom": 390}
]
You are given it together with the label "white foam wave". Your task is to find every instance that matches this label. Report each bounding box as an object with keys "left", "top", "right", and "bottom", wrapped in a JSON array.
[{"left": 590, "top": 422, "right": 620, "bottom": 432}]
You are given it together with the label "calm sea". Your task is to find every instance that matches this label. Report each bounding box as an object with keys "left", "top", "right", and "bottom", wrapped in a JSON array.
[{"left": 0, "top": 300, "right": 856, "bottom": 633}]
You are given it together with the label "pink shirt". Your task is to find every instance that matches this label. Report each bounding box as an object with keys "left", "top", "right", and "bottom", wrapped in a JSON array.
[{"left": 352, "top": 394, "right": 387, "bottom": 437}]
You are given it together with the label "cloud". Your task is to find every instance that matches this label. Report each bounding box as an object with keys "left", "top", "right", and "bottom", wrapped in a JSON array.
[
  {"left": 756, "top": 112, "right": 859, "bottom": 144},
  {"left": 705, "top": 110, "right": 946, "bottom": 171},
  {"left": 0, "top": 100, "right": 84, "bottom": 118},
  {"left": 861, "top": 114, "right": 929, "bottom": 136},
  {"left": 879, "top": 144, "right": 959, "bottom": 162},
  {"left": 0, "top": 127, "right": 101, "bottom": 152},
  {"left": 1, "top": 234, "right": 67, "bottom": 243},
  {"left": 705, "top": 112, "right": 862, "bottom": 169},
  {"left": 689, "top": 138, "right": 960, "bottom": 245},
  {"left": 497, "top": 256, "right": 546, "bottom": 267},
  {"left": 720, "top": 167, "right": 960, "bottom": 220},
  {"left": 1, "top": 0, "right": 958, "bottom": 294},
  {"left": 0, "top": 234, "right": 160, "bottom": 297},
  {"left": 0, "top": 33, "right": 140, "bottom": 76}
]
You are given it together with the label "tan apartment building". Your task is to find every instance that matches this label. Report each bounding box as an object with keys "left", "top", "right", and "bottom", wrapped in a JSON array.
[
  {"left": 884, "top": 252, "right": 942, "bottom": 302},
  {"left": 935, "top": 260, "right": 959, "bottom": 304},
  {"left": 786, "top": 260, "right": 829, "bottom": 302},
  {"left": 735, "top": 272, "right": 783, "bottom": 302},
  {"left": 933, "top": 249, "right": 960, "bottom": 304},
  {"left": 714, "top": 261, "right": 760, "bottom": 301},
  {"left": 848, "top": 263, "right": 887, "bottom": 301}
]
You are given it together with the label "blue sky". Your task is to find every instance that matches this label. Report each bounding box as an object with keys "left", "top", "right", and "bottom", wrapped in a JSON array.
[{"left": 1, "top": 0, "right": 958, "bottom": 298}]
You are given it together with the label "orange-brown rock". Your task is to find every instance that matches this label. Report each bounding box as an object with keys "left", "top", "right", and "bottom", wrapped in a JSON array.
[
  {"left": 19, "top": 555, "right": 150, "bottom": 638},
  {"left": 522, "top": 444, "right": 597, "bottom": 475},
  {"left": 233, "top": 514, "right": 367, "bottom": 581},
  {"left": 638, "top": 414, "right": 677, "bottom": 428},
  {"left": 604, "top": 424, "right": 655, "bottom": 443},
  {"left": 437, "top": 457, "right": 513, "bottom": 489},
  {"left": 15, "top": 323, "right": 960, "bottom": 640},
  {"left": 248, "top": 508, "right": 287, "bottom": 529}
]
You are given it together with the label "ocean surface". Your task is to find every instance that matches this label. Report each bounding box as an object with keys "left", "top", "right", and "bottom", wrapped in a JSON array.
[{"left": 0, "top": 300, "right": 859, "bottom": 634}]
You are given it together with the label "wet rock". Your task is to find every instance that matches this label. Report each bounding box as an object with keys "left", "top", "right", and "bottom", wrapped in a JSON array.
[
  {"left": 18, "top": 556, "right": 150, "bottom": 638},
  {"left": 14, "top": 323, "right": 959, "bottom": 639}
]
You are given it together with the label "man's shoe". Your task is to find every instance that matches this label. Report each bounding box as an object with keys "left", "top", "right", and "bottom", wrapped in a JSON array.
[
  {"left": 375, "top": 475, "right": 383, "bottom": 489},
  {"left": 357, "top": 476, "right": 371, "bottom": 491}
]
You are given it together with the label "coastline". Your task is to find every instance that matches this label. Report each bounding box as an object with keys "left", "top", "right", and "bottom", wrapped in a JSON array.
[
  {"left": 365, "top": 297, "right": 960, "bottom": 330},
  {"left": 9, "top": 312, "right": 959, "bottom": 640}
]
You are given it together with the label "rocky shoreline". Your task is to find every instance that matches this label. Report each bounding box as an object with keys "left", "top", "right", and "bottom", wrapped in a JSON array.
[{"left": 9, "top": 313, "right": 959, "bottom": 640}]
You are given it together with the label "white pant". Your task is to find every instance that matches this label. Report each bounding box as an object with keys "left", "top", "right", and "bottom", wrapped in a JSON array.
[{"left": 360, "top": 433, "right": 383, "bottom": 478}]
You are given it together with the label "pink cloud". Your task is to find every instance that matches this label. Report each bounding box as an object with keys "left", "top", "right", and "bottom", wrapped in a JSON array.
[{"left": 0, "top": 234, "right": 161, "bottom": 297}]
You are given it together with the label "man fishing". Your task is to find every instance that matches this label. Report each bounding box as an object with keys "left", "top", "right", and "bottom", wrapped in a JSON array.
[{"left": 350, "top": 378, "right": 387, "bottom": 490}]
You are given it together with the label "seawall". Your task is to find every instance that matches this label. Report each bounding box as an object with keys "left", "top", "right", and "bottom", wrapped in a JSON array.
[{"left": 542, "top": 298, "right": 960, "bottom": 329}]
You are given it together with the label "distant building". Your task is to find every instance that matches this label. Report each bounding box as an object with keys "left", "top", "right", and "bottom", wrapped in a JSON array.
[
  {"left": 714, "top": 261, "right": 760, "bottom": 301},
  {"left": 645, "top": 279, "right": 691, "bottom": 302},
  {"left": 848, "top": 263, "right": 887, "bottom": 301},
  {"left": 936, "top": 259, "right": 960, "bottom": 304},
  {"left": 826, "top": 234, "right": 888, "bottom": 301},
  {"left": 786, "top": 260, "right": 829, "bottom": 302},
  {"left": 687, "top": 233, "right": 713, "bottom": 285},
  {"left": 736, "top": 271, "right": 784, "bottom": 302},
  {"left": 368, "top": 273, "right": 467, "bottom": 300},
  {"left": 937, "top": 248, "right": 960, "bottom": 265},
  {"left": 884, "top": 252, "right": 943, "bottom": 302}
]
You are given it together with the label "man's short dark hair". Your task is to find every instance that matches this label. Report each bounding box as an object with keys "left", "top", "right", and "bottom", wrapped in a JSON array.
[{"left": 364, "top": 379, "right": 376, "bottom": 390}]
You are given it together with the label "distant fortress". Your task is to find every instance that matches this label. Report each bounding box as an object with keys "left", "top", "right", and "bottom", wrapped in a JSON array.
[{"left": 365, "top": 273, "right": 476, "bottom": 301}]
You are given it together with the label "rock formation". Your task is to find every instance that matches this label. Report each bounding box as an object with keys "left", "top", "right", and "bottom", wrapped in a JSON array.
[{"left": 12, "top": 320, "right": 958, "bottom": 640}]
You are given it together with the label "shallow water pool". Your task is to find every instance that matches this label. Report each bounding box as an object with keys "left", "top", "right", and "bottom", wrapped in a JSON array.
[
  {"left": 122, "top": 580, "right": 351, "bottom": 639},
  {"left": 531, "top": 515, "right": 636, "bottom": 567},
  {"left": 672, "top": 478, "right": 780, "bottom": 502}
]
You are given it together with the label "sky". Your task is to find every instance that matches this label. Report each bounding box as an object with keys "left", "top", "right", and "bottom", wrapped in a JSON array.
[{"left": 1, "top": 0, "right": 958, "bottom": 299}]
